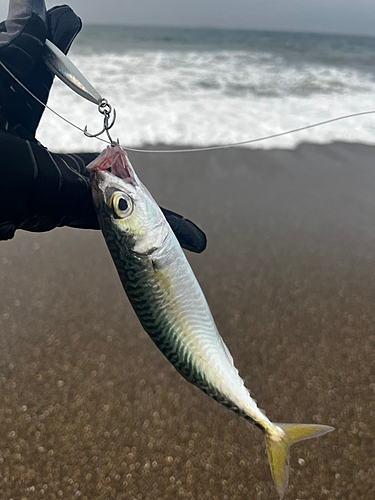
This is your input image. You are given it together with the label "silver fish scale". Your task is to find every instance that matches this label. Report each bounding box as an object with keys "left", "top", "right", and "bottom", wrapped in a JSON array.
[{"left": 100, "top": 212, "right": 266, "bottom": 429}]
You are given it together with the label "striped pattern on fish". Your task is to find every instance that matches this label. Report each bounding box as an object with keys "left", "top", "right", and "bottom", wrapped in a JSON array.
[{"left": 102, "top": 211, "right": 262, "bottom": 420}]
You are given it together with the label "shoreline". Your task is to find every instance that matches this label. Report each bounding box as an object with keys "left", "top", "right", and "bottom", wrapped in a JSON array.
[{"left": 60, "top": 139, "right": 375, "bottom": 156}]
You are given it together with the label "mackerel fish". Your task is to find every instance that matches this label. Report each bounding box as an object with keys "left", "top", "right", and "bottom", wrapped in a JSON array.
[{"left": 87, "top": 144, "right": 333, "bottom": 498}]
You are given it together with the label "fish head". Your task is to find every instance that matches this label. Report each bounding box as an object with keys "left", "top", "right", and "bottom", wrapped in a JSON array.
[{"left": 87, "top": 145, "right": 169, "bottom": 254}]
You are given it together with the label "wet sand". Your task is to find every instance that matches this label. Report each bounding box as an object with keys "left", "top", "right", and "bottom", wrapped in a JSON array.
[{"left": 0, "top": 142, "right": 374, "bottom": 499}]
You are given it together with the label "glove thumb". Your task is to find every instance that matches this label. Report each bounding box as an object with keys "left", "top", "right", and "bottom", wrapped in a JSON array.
[{"left": 47, "top": 5, "right": 82, "bottom": 55}]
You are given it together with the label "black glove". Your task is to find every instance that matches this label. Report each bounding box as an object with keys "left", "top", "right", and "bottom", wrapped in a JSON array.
[
  {"left": 0, "top": 0, "right": 82, "bottom": 140},
  {"left": 0, "top": 1, "right": 207, "bottom": 253}
]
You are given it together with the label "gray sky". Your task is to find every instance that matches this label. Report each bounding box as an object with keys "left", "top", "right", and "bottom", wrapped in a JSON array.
[{"left": 1, "top": 0, "right": 375, "bottom": 36}]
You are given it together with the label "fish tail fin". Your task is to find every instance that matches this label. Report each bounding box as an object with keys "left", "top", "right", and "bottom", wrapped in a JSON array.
[{"left": 264, "top": 423, "right": 334, "bottom": 499}]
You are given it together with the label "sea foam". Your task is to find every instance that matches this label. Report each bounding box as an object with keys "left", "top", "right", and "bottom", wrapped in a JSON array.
[{"left": 36, "top": 27, "right": 375, "bottom": 153}]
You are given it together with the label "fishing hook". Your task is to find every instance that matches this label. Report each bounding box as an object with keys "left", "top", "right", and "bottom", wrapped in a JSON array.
[{"left": 84, "top": 99, "right": 118, "bottom": 145}]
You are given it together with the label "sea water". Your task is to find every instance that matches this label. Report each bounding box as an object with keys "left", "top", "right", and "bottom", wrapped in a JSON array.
[{"left": 37, "top": 25, "right": 375, "bottom": 152}]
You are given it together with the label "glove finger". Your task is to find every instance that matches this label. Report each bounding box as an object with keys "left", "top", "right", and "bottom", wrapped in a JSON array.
[
  {"left": 47, "top": 5, "right": 82, "bottom": 54},
  {"left": 161, "top": 208, "right": 207, "bottom": 253},
  {"left": 0, "top": 13, "right": 46, "bottom": 79}
]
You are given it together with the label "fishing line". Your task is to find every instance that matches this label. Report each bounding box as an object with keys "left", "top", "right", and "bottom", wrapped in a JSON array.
[
  {"left": 0, "top": 60, "right": 110, "bottom": 146},
  {"left": 1, "top": 59, "right": 375, "bottom": 154},
  {"left": 127, "top": 111, "right": 375, "bottom": 153}
]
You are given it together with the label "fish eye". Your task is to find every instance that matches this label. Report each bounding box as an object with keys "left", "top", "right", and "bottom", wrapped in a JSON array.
[{"left": 110, "top": 192, "right": 133, "bottom": 219}]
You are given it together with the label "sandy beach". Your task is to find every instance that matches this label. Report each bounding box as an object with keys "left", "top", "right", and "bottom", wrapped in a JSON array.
[{"left": 0, "top": 141, "right": 373, "bottom": 499}]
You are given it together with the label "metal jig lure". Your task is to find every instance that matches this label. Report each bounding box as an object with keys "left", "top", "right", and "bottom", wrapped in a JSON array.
[{"left": 43, "top": 40, "right": 118, "bottom": 145}]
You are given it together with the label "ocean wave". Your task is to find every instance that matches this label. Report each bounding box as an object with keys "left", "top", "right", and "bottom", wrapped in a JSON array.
[
  {"left": 36, "top": 28, "right": 375, "bottom": 152},
  {"left": 70, "top": 50, "right": 375, "bottom": 98}
]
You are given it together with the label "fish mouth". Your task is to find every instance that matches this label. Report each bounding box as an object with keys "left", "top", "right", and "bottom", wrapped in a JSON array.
[{"left": 87, "top": 144, "right": 136, "bottom": 185}]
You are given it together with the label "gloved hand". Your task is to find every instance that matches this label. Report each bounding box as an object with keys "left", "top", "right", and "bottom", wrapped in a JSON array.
[
  {"left": 0, "top": 1, "right": 207, "bottom": 253},
  {"left": 0, "top": 137, "right": 206, "bottom": 252},
  {"left": 0, "top": 0, "right": 82, "bottom": 139}
]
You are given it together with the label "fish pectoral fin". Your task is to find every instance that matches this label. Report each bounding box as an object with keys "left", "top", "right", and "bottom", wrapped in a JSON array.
[{"left": 264, "top": 423, "right": 334, "bottom": 499}]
